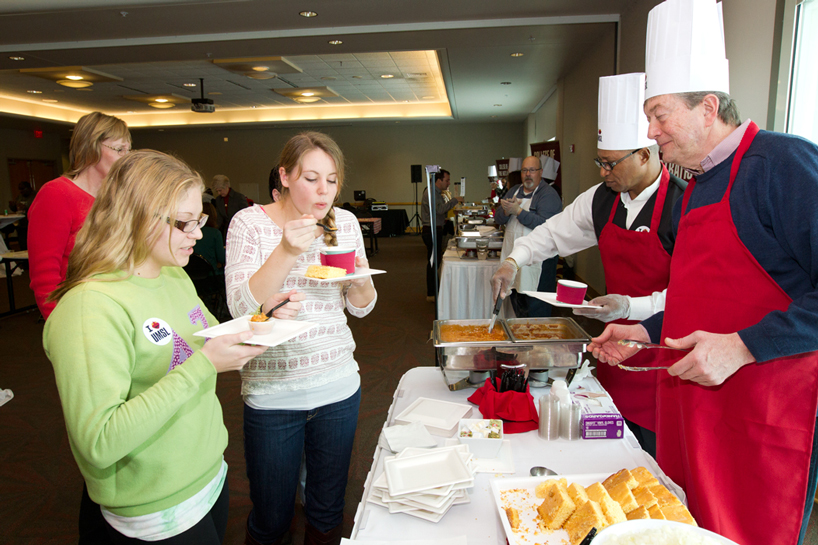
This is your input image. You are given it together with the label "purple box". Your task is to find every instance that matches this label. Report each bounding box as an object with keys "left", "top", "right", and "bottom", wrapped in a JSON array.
[{"left": 581, "top": 412, "right": 625, "bottom": 439}]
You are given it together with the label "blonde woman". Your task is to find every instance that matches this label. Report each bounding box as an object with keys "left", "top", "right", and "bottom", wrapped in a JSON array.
[
  {"left": 28, "top": 111, "right": 132, "bottom": 319},
  {"left": 226, "top": 132, "right": 376, "bottom": 545},
  {"left": 44, "top": 150, "right": 302, "bottom": 544}
]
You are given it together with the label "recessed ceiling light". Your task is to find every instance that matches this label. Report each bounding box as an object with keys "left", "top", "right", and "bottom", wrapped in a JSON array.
[
  {"left": 75, "top": 88, "right": 93, "bottom": 92},
  {"left": 27, "top": 90, "right": 42, "bottom": 94},
  {"left": 321, "top": 76, "right": 337, "bottom": 81},
  {"left": 511, "top": 53, "right": 524, "bottom": 57},
  {"left": 352, "top": 75, "right": 364, "bottom": 79},
  {"left": 149, "top": 102, "right": 175, "bottom": 109},
  {"left": 245, "top": 71, "right": 277, "bottom": 80},
  {"left": 154, "top": 98, "right": 169, "bottom": 103},
  {"left": 65, "top": 75, "right": 84, "bottom": 81},
  {"left": 380, "top": 74, "right": 394, "bottom": 79},
  {"left": 252, "top": 66, "right": 269, "bottom": 72},
  {"left": 183, "top": 83, "right": 197, "bottom": 87},
  {"left": 299, "top": 10, "right": 317, "bottom": 17},
  {"left": 293, "top": 96, "right": 321, "bottom": 103},
  {"left": 9, "top": 56, "right": 24, "bottom": 61},
  {"left": 328, "top": 40, "right": 343, "bottom": 45},
  {"left": 42, "top": 99, "right": 58, "bottom": 103},
  {"left": 494, "top": 104, "right": 502, "bottom": 107},
  {"left": 501, "top": 82, "right": 512, "bottom": 85},
  {"left": 57, "top": 79, "right": 93, "bottom": 88},
  {"left": 301, "top": 92, "right": 315, "bottom": 97}
]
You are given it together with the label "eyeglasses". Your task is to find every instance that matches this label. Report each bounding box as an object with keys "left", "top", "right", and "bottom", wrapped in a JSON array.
[
  {"left": 101, "top": 143, "right": 132, "bottom": 156},
  {"left": 521, "top": 167, "right": 543, "bottom": 174},
  {"left": 594, "top": 149, "right": 642, "bottom": 171},
  {"left": 167, "top": 214, "right": 208, "bottom": 233}
]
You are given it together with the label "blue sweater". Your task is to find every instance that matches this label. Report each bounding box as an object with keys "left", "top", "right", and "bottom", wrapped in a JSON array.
[{"left": 643, "top": 130, "right": 818, "bottom": 362}]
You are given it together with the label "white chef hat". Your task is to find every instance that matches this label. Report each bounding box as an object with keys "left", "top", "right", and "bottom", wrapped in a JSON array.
[
  {"left": 598, "top": 73, "right": 654, "bottom": 150},
  {"left": 541, "top": 156, "right": 560, "bottom": 180},
  {"left": 645, "top": 0, "right": 730, "bottom": 100}
]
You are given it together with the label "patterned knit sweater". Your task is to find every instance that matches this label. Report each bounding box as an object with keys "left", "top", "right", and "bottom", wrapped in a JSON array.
[{"left": 225, "top": 206, "right": 376, "bottom": 395}]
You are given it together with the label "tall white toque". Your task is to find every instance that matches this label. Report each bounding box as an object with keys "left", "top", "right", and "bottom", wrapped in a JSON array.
[
  {"left": 645, "top": 0, "right": 730, "bottom": 100},
  {"left": 598, "top": 73, "right": 654, "bottom": 150}
]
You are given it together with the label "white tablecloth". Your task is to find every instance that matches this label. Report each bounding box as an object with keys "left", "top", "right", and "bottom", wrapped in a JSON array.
[
  {"left": 437, "top": 250, "right": 499, "bottom": 320},
  {"left": 351, "top": 367, "right": 680, "bottom": 543}
]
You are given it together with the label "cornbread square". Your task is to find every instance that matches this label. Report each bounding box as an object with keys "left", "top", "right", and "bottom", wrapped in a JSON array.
[
  {"left": 648, "top": 503, "right": 667, "bottom": 519},
  {"left": 537, "top": 483, "right": 576, "bottom": 530},
  {"left": 632, "top": 485, "right": 658, "bottom": 510},
  {"left": 505, "top": 507, "right": 521, "bottom": 531},
  {"left": 603, "top": 468, "right": 638, "bottom": 491},
  {"left": 535, "top": 478, "right": 568, "bottom": 499},
  {"left": 564, "top": 500, "right": 606, "bottom": 545},
  {"left": 649, "top": 484, "right": 680, "bottom": 507},
  {"left": 567, "top": 482, "right": 590, "bottom": 507},
  {"left": 606, "top": 481, "right": 638, "bottom": 513},
  {"left": 586, "top": 483, "right": 626, "bottom": 525},
  {"left": 305, "top": 265, "right": 347, "bottom": 279},
  {"left": 661, "top": 502, "right": 697, "bottom": 526},
  {"left": 626, "top": 505, "right": 650, "bottom": 520},
  {"left": 631, "top": 466, "right": 660, "bottom": 488}
]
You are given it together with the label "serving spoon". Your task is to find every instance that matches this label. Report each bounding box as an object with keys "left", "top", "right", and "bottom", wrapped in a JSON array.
[{"left": 530, "top": 466, "right": 557, "bottom": 477}]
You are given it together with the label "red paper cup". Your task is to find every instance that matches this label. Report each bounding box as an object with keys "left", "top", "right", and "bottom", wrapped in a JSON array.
[
  {"left": 319, "top": 247, "right": 355, "bottom": 274},
  {"left": 556, "top": 279, "right": 587, "bottom": 305}
]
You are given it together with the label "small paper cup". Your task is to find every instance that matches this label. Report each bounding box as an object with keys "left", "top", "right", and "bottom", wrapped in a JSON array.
[
  {"left": 319, "top": 246, "right": 356, "bottom": 274},
  {"left": 556, "top": 279, "right": 587, "bottom": 305},
  {"left": 248, "top": 318, "right": 274, "bottom": 335}
]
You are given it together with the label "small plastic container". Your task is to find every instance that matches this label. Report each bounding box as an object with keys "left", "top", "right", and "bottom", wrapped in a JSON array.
[
  {"left": 458, "top": 418, "right": 503, "bottom": 458},
  {"left": 248, "top": 318, "right": 274, "bottom": 335}
]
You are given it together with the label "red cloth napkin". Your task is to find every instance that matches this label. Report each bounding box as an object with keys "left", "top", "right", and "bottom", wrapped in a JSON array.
[{"left": 467, "top": 378, "right": 539, "bottom": 433}]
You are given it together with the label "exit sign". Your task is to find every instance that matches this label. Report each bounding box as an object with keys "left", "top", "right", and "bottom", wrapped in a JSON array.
[{"left": 34, "top": 130, "right": 43, "bottom": 139}]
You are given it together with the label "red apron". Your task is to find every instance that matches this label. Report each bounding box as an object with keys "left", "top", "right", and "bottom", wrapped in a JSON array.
[
  {"left": 597, "top": 164, "right": 673, "bottom": 431},
  {"left": 656, "top": 121, "right": 818, "bottom": 545}
]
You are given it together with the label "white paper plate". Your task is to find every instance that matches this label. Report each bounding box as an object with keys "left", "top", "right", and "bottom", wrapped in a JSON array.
[
  {"left": 445, "top": 438, "right": 515, "bottom": 474},
  {"left": 193, "top": 315, "right": 318, "bottom": 347},
  {"left": 394, "top": 397, "right": 473, "bottom": 436},
  {"left": 295, "top": 267, "right": 386, "bottom": 283},
  {"left": 520, "top": 291, "right": 601, "bottom": 309},
  {"left": 490, "top": 474, "right": 621, "bottom": 545},
  {"left": 593, "top": 520, "right": 739, "bottom": 544},
  {"left": 384, "top": 448, "right": 473, "bottom": 496}
]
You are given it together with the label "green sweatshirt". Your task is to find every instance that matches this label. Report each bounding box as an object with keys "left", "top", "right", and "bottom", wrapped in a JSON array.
[{"left": 44, "top": 267, "right": 225, "bottom": 517}]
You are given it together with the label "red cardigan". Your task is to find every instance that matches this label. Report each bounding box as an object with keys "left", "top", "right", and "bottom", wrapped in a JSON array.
[{"left": 27, "top": 177, "right": 94, "bottom": 318}]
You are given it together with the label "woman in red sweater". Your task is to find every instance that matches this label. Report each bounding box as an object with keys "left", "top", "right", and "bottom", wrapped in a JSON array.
[{"left": 27, "top": 111, "right": 131, "bottom": 319}]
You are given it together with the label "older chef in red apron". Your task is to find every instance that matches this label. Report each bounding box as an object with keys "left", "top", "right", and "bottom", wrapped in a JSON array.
[
  {"left": 492, "top": 73, "right": 686, "bottom": 457},
  {"left": 589, "top": 1, "right": 818, "bottom": 544}
]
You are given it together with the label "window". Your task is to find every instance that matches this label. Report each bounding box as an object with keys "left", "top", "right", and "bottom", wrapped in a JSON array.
[{"left": 787, "top": 0, "right": 818, "bottom": 142}]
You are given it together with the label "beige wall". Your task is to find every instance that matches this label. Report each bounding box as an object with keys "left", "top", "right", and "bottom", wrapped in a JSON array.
[{"left": 131, "top": 122, "right": 523, "bottom": 212}]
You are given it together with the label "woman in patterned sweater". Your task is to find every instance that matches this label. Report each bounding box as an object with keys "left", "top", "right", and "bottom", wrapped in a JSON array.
[{"left": 225, "top": 132, "right": 377, "bottom": 545}]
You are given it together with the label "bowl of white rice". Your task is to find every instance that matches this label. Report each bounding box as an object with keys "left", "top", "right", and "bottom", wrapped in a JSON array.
[{"left": 592, "top": 520, "right": 739, "bottom": 545}]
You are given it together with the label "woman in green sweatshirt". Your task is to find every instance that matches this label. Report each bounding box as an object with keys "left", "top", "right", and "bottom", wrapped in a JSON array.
[{"left": 44, "top": 150, "right": 303, "bottom": 544}]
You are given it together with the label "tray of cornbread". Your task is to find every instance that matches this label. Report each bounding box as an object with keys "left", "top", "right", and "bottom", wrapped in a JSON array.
[
  {"left": 433, "top": 318, "right": 591, "bottom": 370},
  {"left": 491, "top": 467, "right": 695, "bottom": 545}
]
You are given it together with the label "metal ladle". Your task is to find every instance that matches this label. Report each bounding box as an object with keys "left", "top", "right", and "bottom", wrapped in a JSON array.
[{"left": 530, "top": 466, "right": 557, "bottom": 477}]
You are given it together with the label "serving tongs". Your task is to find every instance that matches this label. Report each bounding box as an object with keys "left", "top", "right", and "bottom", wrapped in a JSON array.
[
  {"left": 615, "top": 338, "right": 689, "bottom": 372},
  {"left": 487, "top": 295, "right": 503, "bottom": 333}
]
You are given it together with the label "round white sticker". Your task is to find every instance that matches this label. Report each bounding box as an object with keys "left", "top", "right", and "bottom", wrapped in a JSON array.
[
  {"left": 635, "top": 225, "right": 650, "bottom": 233},
  {"left": 142, "top": 318, "right": 173, "bottom": 346}
]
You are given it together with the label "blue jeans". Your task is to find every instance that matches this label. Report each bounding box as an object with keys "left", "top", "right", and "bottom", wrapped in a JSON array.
[{"left": 244, "top": 388, "right": 361, "bottom": 544}]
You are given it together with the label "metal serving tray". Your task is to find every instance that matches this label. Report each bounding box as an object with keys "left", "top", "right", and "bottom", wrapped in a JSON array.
[{"left": 432, "top": 317, "right": 591, "bottom": 371}]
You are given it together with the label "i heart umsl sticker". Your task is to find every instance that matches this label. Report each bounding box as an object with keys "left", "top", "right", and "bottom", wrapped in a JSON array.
[{"left": 142, "top": 318, "right": 173, "bottom": 346}]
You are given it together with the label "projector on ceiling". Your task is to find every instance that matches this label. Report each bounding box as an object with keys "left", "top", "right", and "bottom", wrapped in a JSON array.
[{"left": 191, "top": 98, "right": 215, "bottom": 113}]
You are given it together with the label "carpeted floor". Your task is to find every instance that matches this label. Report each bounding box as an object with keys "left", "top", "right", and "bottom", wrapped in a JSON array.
[{"left": 1, "top": 235, "right": 817, "bottom": 543}]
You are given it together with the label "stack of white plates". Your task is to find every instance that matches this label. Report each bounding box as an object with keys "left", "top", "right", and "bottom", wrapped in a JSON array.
[{"left": 368, "top": 445, "right": 476, "bottom": 522}]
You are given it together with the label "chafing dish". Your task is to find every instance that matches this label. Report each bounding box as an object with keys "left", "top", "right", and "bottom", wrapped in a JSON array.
[{"left": 432, "top": 318, "right": 591, "bottom": 390}]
